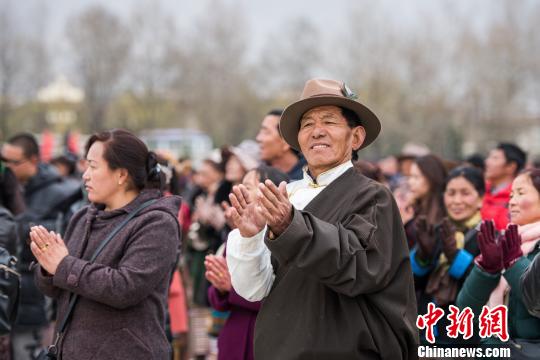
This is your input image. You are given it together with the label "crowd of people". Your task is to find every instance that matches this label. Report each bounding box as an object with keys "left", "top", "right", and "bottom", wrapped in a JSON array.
[{"left": 0, "top": 77, "right": 540, "bottom": 359}]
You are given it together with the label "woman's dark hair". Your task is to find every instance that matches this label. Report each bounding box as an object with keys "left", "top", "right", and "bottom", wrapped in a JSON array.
[
  {"left": 414, "top": 154, "right": 448, "bottom": 224},
  {"left": 353, "top": 160, "right": 385, "bottom": 183},
  {"left": 267, "top": 108, "right": 284, "bottom": 117},
  {"left": 156, "top": 154, "right": 180, "bottom": 195},
  {"left": 85, "top": 129, "right": 164, "bottom": 191},
  {"left": 465, "top": 153, "right": 485, "bottom": 172},
  {"left": 202, "top": 159, "right": 224, "bottom": 174},
  {"left": 50, "top": 154, "right": 78, "bottom": 176},
  {"left": 0, "top": 165, "right": 25, "bottom": 215},
  {"left": 520, "top": 168, "right": 540, "bottom": 195},
  {"left": 445, "top": 166, "right": 485, "bottom": 197},
  {"left": 219, "top": 146, "right": 233, "bottom": 174},
  {"left": 250, "top": 164, "right": 289, "bottom": 186}
]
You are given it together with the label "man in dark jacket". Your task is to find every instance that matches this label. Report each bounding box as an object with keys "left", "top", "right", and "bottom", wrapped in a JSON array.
[
  {"left": 0, "top": 165, "right": 19, "bottom": 255},
  {"left": 256, "top": 109, "right": 306, "bottom": 180},
  {"left": 227, "top": 79, "right": 419, "bottom": 359},
  {"left": 1, "top": 133, "right": 80, "bottom": 359},
  {"left": 0, "top": 207, "right": 17, "bottom": 255}
]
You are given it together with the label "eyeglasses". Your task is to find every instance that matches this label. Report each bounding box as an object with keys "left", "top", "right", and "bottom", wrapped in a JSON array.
[{"left": 0, "top": 156, "right": 28, "bottom": 166}]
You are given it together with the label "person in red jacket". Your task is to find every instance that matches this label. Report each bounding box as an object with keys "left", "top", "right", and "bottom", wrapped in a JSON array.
[{"left": 482, "top": 143, "right": 526, "bottom": 230}]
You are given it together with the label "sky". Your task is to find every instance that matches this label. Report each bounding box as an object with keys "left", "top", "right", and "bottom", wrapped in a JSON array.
[{"left": 9, "top": 0, "right": 493, "bottom": 76}]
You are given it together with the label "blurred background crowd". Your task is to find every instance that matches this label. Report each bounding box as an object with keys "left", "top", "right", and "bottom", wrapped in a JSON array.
[
  {"left": 2, "top": 0, "right": 540, "bottom": 359},
  {"left": 1, "top": 109, "right": 540, "bottom": 359}
]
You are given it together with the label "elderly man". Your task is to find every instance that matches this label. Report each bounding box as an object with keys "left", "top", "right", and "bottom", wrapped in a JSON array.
[{"left": 226, "top": 79, "right": 418, "bottom": 359}]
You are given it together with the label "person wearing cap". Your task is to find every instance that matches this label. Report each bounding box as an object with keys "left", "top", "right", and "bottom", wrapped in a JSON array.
[
  {"left": 226, "top": 79, "right": 418, "bottom": 359},
  {"left": 225, "top": 141, "right": 260, "bottom": 186}
]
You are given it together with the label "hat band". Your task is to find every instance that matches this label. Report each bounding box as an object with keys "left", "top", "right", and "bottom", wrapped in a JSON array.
[{"left": 302, "top": 93, "right": 344, "bottom": 100}]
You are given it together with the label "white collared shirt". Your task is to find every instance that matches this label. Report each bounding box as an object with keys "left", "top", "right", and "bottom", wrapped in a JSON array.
[{"left": 226, "top": 160, "right": 353, "bottom": 301}]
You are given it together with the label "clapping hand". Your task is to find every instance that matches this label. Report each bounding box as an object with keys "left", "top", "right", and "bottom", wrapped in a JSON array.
[
  {"left": 227, "top": 184, "right": 266, "bottom": 237},
  {"left": 501, "top": 224, "right": 523, "bottom": 269},
  {"left": 205, "top": 255, "right": 232, "bottom": 293},
  {"left": 439, "top": 218, "right": 458, "bottom": 262},
  {"left": 29, "top": 226, "right": 68, "bottom": 275},
  {"left": 257, "top": 180, "right": 292, "bottom": 237},
  {"left": 475, "top": 220, "right": 503, "bottom": 274},
  {"left": 222, "top": 201, "right": 236, "bottom": 229}
]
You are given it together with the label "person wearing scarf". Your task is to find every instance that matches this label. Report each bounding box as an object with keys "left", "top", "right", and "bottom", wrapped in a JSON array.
[
  {"left": 411, "top": 166, "right": 484, "bottom": 344},
  {"left": 456, "top": 168, "right": 540, "bottom": 357}
]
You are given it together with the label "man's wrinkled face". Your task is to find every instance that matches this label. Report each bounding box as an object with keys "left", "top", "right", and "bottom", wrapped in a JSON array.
[
  {"left": 256, "top": 115, "right": 290, "bottom": 162},
  {"left": 297, "top": 105, "right": 365, "bottom": 177},
  {"left": 1, "top": 143, "right": 36, "bottom": 182}
]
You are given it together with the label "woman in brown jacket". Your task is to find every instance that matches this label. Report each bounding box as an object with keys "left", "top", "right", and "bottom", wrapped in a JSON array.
[{"left": 31, "top": 129, "right": 181, "bottom": 360}]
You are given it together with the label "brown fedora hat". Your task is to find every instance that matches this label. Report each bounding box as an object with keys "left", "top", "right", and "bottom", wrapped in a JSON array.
[{"left": 279, "top": 79, "right": 381, "bottom": 151}]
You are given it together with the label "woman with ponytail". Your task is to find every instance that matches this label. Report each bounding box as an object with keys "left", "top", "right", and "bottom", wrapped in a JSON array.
[{"left": 32, "top": 129, "right": 182, "bottom": 359}]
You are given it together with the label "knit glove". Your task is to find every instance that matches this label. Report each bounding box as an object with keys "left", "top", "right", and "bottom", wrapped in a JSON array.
[
  {"left": 502, "top": 224, "right": 523, "bottom": 269},
  {"left": 439, "top": 217, "right": 458, "bottom": 262},
  {"left": 415, "top": 216, "right": 437, "bottom": 262},
  {"left": 475, "top": 220, "right": 504, "bottom": 274}
]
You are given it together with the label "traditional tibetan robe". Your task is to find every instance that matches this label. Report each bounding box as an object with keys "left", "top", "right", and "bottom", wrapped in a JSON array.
[{"left": 255, "top": 167, "right": 419, "bottom": 360}]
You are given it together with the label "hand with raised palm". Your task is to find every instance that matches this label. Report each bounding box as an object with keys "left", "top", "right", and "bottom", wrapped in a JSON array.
[
  {"left": 226, "top": 184, "right": 266, "bottom": 238},
  {"left": 501, "top": 224, "right": 523, "bottom": 269},
  {"left": 439, "top": 217, "right": 458, "bottom": 262},
  {"left": 475, "top": 220, "right": 504, "bottom": 274}
]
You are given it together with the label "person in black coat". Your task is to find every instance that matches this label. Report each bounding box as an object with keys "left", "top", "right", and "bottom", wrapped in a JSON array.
[
  {"left": 0, "top": 165, "right": 23, "bottom": 254},
  {"left": 1, "top": 133, "right": 80, "bottom": 359},
  {"left": 0, "top": 159, "right": 24, "bottom": 360}
]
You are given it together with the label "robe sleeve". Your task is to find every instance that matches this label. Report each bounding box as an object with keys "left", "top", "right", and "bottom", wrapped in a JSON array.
[
  {"left": 226, "top": 228, "right": 275, "bottom": 301},
  {"left": 265, "top": 185, "right": 407, "bottom": 297},
  {"left": 228, "top": 288, "right": 261, "bottom": 312},
  {"left": 208, "top": 285, "right": 232, "bottom": 312},
  {"left": 208, "top": 286, "right": 261, "bottom": 313}
]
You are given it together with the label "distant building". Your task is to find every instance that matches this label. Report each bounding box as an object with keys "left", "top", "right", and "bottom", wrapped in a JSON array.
[
  {"left": 139, "top": 128, "right": 213, "bottom": 165},
  {"left": 37, "top": 75, "right": 84, "bottom": 132}
]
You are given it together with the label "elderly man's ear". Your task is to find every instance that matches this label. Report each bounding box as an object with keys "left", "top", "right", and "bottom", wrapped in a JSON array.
[{"left": 352, "top": 126, "right": 367, "bottom": 151}]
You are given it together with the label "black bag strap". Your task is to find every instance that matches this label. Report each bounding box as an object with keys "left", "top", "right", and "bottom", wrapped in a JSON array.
[{"left": 47, "top": 199, "right": 157, "bottom": 356}]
